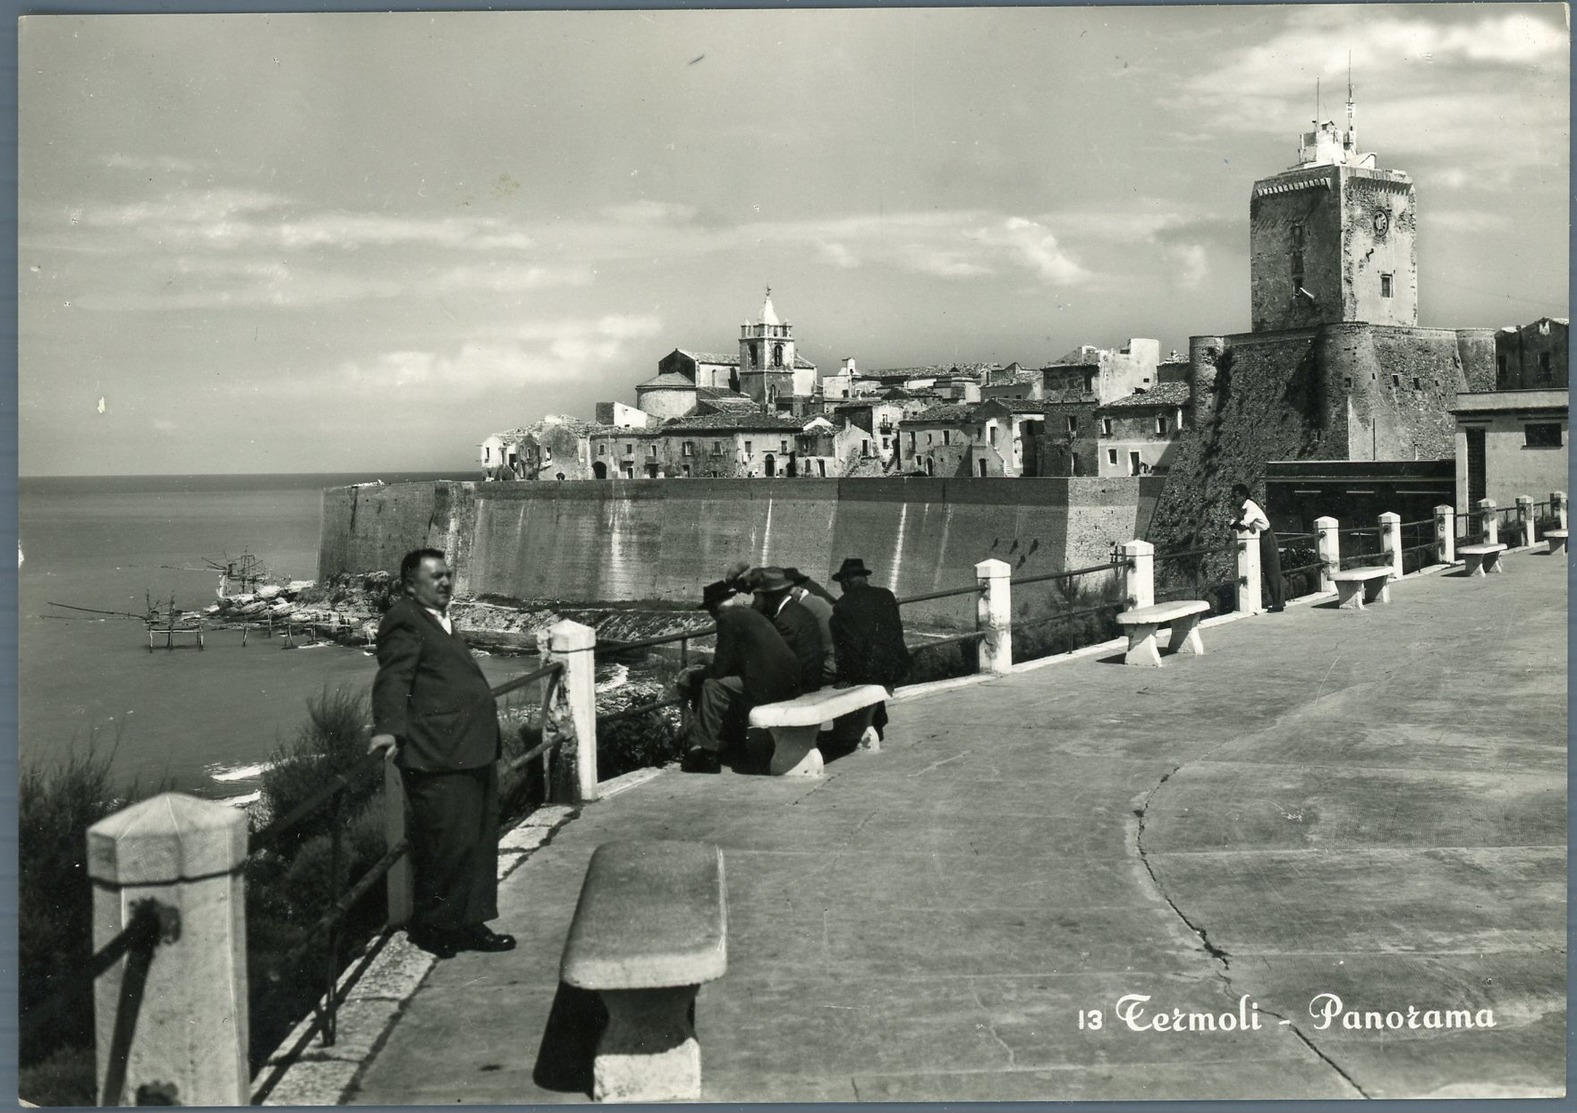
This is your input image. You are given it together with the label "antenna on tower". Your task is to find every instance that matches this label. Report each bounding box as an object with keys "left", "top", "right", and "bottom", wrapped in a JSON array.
[
  {"left": 1345, "top": 51, "right": 1357, "bottom": 153},
  {"left": 1315, "top": 76, "right": 1321, "bottom": 124}
]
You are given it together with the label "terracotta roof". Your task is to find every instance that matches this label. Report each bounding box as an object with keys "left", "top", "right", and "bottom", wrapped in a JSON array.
[
  {"left": 1100, "top": 383, "right": 1191, "bottom": 409},
  {"left": 659, "top": 411, "right": 802, "bottom": 432},
  {"left": 637, "top": 372, "right": 700, "bottom": 391},
  {"left": 676, "top": 349, "right": 741, "bottom": 366},
  {"left": 903, "top": 404, "right": 980, "bottom": 425}
]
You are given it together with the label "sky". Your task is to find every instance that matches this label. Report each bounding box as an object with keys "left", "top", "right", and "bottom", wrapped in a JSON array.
[{"left": 17, "top": 3, "right": 1570, "bottom": 475}]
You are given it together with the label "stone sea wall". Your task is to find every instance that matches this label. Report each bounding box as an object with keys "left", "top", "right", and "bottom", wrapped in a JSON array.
[{"left": 320, "top": 477, "right": 1165, "bottom": 621}]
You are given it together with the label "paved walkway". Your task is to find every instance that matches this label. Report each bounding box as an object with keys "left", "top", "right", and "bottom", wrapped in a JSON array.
[{"left": 344, "top": 549, "right": 1566, "bottom": 1103}]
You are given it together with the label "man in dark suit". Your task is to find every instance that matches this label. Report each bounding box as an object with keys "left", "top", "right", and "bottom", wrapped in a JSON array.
[
  {"left": 829, "top": 557, "right": 911, "bottom": 750},
  {"left": 674, "top": 580, "right": 800, "bottom": 773},
  {"left": 369, "top": 549, "right": 514, "bottom": 958},
  {"left": 746, "top": 566, "right": 826, "bottom": 694}
]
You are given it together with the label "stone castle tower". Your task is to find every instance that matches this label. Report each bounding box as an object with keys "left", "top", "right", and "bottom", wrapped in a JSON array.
[
  {"left": 738, "top": 288, "right": 800, "bottom": 406},
  {"left": 1248, "top": 84, "right": 1418, "bottom": 333}
]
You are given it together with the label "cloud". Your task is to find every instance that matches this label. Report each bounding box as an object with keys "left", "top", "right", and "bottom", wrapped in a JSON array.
[
  {"left": 603, "top": 200, "right": 699, "bottom": 225},
  {"left": 1430, "top": 209, "right": 1514, "bottom": 233},
  {"left": 105, "top": 153, "right": 210, "bottom": 174},
  {"left": 963, "top": 217, "right": 1089, "bottom": 285},
  {"left": 1163, "top": 243, "right": 1210, "bottom": 289}
]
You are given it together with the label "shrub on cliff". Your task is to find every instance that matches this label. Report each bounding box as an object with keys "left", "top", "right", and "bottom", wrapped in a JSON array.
[
  {"left": 18, "top": 736, "right": 168, "bottom": 1104},
  {"left": 256, "top": 687, "right": 378, "bottom": 846}
]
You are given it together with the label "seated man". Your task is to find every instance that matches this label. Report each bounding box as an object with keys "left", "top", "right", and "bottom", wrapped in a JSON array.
[
  {"left": 746, "top": 566, "right": 826, "bottom": 695},
  {"left": 674, "top": 580, "right": 801, "bottom": 773},
  {"left": 782, "top": 567, "right": 836, "bottom": 687},
  {"left": 829, "top": 557, "right": 911, "bottom": 751}
]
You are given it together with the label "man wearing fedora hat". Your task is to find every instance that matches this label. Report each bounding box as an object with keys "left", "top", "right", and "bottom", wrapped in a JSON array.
[
  {"left": 782, "top": 567, "right": 836, "bottom": 685},
  {"left": 745, "top": 566, "right": 826, "bottom": 695},
  {"left": 674, "top": 579, "right": 801, "bottom": 772},
  {"left": 829, "top": 557, "right": 910, "bottom": 750}
]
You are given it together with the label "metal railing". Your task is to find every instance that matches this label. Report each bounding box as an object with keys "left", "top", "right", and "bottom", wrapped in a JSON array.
[{"left": 1154, "top": 543, "right": 1237, "bottom": 609}]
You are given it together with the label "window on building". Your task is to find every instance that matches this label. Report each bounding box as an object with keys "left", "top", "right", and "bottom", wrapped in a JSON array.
[
  {"left": 648, "top": 444, "right": 657, "bottom": 458},
  {"left": 1343, "top": 375, "right": 1352, "bottom": 391},
  {"left": 1538, "top": 352, "right": 1553, "bottom": 382},
  {"left": 1107, "top": 448, "right": 1118, "bottom": 465},
  {"left": 1525, "top": 423, "right": 1563, "bottom": 448},
  {"left": 1497, "top": 353, "right": 1509, "bottom": 383},
  {"left": 744, "top": 440, "right": 753, "bottom": 455},
  {"left": 1156, "top": 416, "right": 1168, "bottom": 435},
  {"left": 543, "top": 448, "right": 552, "bottom": 461},
  {"left": 681, "top": 464, "right": 690, "bottom": 477},
  {"left": 1391, "top": 374, "right": 1401, "bottom": 388},
  {"left": 1380, "top": 273, "right": 1394, "bottom": 298},
  {"left": 988, "top": 425, "right": 998, "bottom": 446},
  {"left": 907, "top": 432, "right": 916, "bottom": 452},
  {"left": 943, "top": 430, "right": 951, "bottom": 445},
  {"left": 682, "top": 441, "right": 693, "bottom": 456},
  {"left": 1129, "top": 451, "right": 1142, "bottom": 476},
  {"left": 712, "top": 441, "right": 721, "bottom": 454},
  {"left": 781, "top": 439, "right": 789, "bottom": 454},
  {"left": 1413, "top": 377, "right": 1422, "bottom": 391},
  {"left": 1100, "top": 417, "right": 1112, "bottom": 436},
  {"left": 927, "top": 432, "right": 934, "bottom": 445},
  {"left": 862, "top": 439, "right": 870, "bottom": 457},
  {"left": 598, "top": 443, "right": 606, "bottom": 456},
  {"left": 1066, "top": 416, "right": 1077, "bottom": 435}
]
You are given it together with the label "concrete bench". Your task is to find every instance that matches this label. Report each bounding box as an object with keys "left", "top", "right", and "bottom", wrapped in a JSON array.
[
  {"left": 1458, "top": 542, "right": 1508, "bottom": 576},
  {"left": 1114, "top": 600, "right": 1210, "bottom": 667},
  {"left": 1546, "top": 529, "right": 1568, "bottom": 555},
  {"left": 748, "top": 684, "right": 890, "bottom": 776},
  {"left": 560, "top": 841, "right": 727, "bottom": 1103},
  {"left": 1328, "top": 566, "right": 1392, "bottom": 610}
]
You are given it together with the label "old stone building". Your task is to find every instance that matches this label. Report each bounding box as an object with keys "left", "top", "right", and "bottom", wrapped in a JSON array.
[
  {"left": 1096, "top": 381, "right": 1190, "bottom": 477},
  {"left": 1148, "top": 97, "right": 1505, "bottom": 552},
  {"left": 1495, "top": 317, "right": 1569, "bottom": 390}
]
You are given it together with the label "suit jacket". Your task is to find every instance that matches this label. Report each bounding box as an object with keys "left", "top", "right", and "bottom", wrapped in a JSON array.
[
  {"left": 372, "top": 597, "right": 501, "bottom": 772},
  {"left": 792, "top": 591, "right": 837, "bottom": 679},
  {"left": 831, "top": 583, "right": 911, "bottom": 689},
  {"left": 766, "top": 596, "right": 827, "bottom": 693},
  {"left": 708, "top": 604, "right": 801, "bottom": 706}
]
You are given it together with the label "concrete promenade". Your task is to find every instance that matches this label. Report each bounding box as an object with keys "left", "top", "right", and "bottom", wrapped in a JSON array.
[{"left": 345, "top": 548, "right": 1566, "bottom": 1103}]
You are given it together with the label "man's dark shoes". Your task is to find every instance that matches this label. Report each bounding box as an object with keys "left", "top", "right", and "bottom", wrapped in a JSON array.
[
  {"left": 406, "top": 926, "right": 457, "bottom": 959},
  {"left": 681, "top": 746, "right": 721, "bottom": 774},
  {"left": 454, "top": 925, "right": 516, "bottom": 953}
]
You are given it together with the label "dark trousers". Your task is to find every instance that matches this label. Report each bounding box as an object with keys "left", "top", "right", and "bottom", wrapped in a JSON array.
[
  {"left": 692, "top": 676, "right": 750, "bottom": 756},
  {"left": 1259, "top": 529, "right": 1286, "bottom": 609},
  {"left": 400, "top": 763, "right": 500, "bottom": 934}
]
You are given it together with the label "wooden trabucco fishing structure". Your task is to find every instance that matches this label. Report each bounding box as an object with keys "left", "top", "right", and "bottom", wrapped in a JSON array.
[{"left": 146, "top": 593, "right": 205, "bottom": 652}]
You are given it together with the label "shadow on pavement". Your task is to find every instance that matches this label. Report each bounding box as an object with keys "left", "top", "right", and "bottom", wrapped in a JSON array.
[{"left": 532, "top": 982, "right": 605, "bottom": 1096}]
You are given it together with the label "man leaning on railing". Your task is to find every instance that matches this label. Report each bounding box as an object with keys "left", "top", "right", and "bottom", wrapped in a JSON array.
[{"left": 367, "top": 548, "right": 517, "bottom": 959}]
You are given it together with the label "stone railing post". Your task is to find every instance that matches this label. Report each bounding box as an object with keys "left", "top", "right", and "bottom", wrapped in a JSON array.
[
  {"left": 1121, "top": 540, "right": 1154, "bottom": 609},
  {"left": 87, "top": 793, "right": 250, "bottom": 1107},
  {"left": 1434, "top": 505, "right": 1455, "bottom": 566},
  {"left": 1553, "top": 491, "right": 1568, "bottom": 531},
  {"left": 1515, "top": 495, "right": 1535, "bottom": 547},
  {"left": 541, "top": 620, "right": 599, "bottom": 803},
  {"left": 1378, "top": 511, "right": 1404, "bottom": 581},
  {"left": 974, "top": 558, "right": 1013, "bottom": 675},
  {"left": 1235, "top": 529, "right": 1262, "bottom": 614},
  {"left": 384, "top": 756, "right": 413, "bottom": 927},
  {"left": 1315, "top": 516, "right": 1339, "bottom": 594},
  {"left": 1475, "top": 498, "right": 1498, "bottom": 545}
]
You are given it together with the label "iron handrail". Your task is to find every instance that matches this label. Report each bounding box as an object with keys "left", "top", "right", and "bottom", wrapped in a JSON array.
[
  {"left": 905, "top": 630, "right": 987, "bottom": 651},
  {"left": 1010, "top": 560, "right": 1124, "bottom": 587},
  {"left": 1399, "top": 518, "right": 1436, "bottom": 529},
  {"left": 1156, "top": 544, "right": 1236, "bottom": 561},
  {"left": 596, "top": 626, "right": 715, "bottom": 654},
  {"left": 490, "top": 661, "right": 563, "bottom": 699},
  {"left": 249, "top": 756, "right": 383, "bottom": 857},
  {"left": 1011, "top": 601, "right": 1125, "bottom": 631},
  {"left": 1281, "top": 560, "right": 1325, "bottom": 577},
  {"left": 896, "top": 583, "right": 988, "bottom": 606},
  {"left": 598, "top": 695, "right": 686, "bottom": 727}
]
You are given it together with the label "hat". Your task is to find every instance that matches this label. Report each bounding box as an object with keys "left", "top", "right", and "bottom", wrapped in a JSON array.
[
  {"left": 722, "top": 560, "right": 753, "bottom": 588},
  {"left": 749, "top": 566, "right": 793, "bottom": 593},
  {"left": 699, "top": 580, "right": 736, "bottom": 610},
  {"left": 783, "top": 567, "right": 810, "bottom": 586},
  {"left": 831, "top": 557, "right": 873, "bottom": 582}
]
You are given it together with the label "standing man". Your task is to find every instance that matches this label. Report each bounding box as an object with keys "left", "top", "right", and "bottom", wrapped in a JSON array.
[
  {"left": 1231, "top": 482, "right": 1285, "bottom": 613},
  {"left": 828, "top": 557, "right": 911, "bottom": 750},
  {"left": 674, "top": 580, "right": 801, "bottom": 772},
  {"left": 369, "top": 549, "right": 515, "bottom": 958}
]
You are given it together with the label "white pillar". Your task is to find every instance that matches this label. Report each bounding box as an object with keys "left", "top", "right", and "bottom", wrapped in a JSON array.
[
  {"left": 1434, "top": 505, "right": 1455, "bottom": 566},
  {"left": 974, "top": 558, "right": 1012, "bottom": 676},
  {"left": 1476, "top": 498, "right": 1498, "bottom": 545},
  {"left": 1515, "top": 495, "right": 1535, "bottom": 547},
  {"left": 1235, "top": 529, "right": 1262, "bottom": 614},
  {"left": 1315, "top": 516, "right": 1339, "bottom": 594},
  {"left": 1553, "top": 491, "right": 1568, "bottom": 531},
  {"left": 541, "top": 620, "right": 599, "bottom": 803},
  {"left": 1378, "top": 511, "right": 1404, "bottom": 581},
  {"left": 87, "top": 793, "right": 250, "bottom": 1107},
  {"left": 1122, "top": 540, "right": 1154, "bottom": 609}
]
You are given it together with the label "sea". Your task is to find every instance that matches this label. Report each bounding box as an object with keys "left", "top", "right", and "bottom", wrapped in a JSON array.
[{"left": 17, "top": 472, "right": 534, "bottom": 806}]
